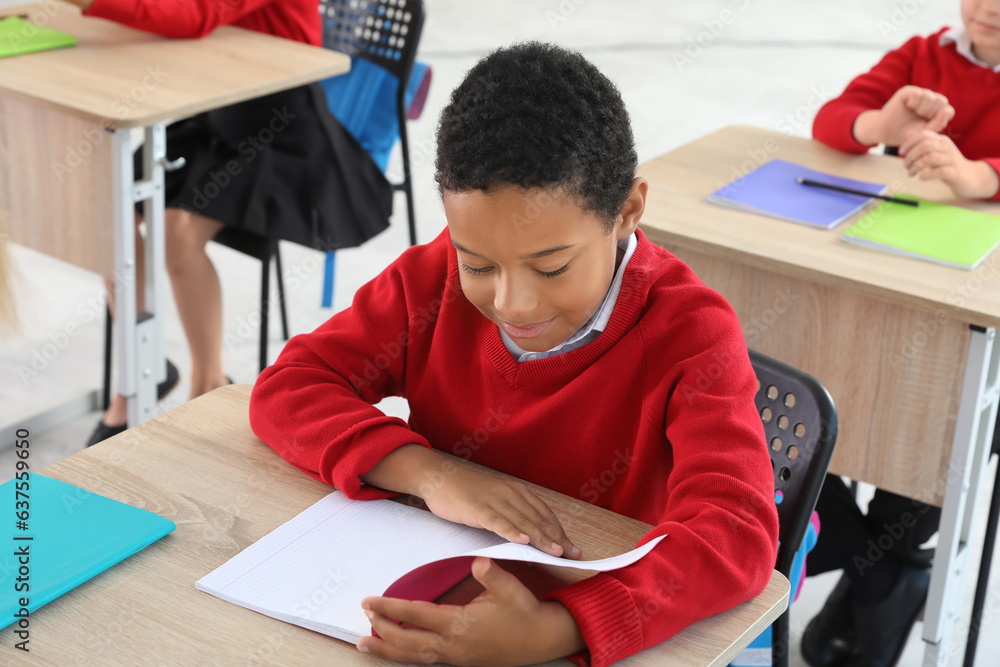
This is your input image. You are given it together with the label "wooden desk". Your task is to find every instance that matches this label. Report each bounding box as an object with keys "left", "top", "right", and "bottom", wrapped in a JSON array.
[
  {"left": 0, "top": 385, "right": 789, "bottom": 666},
  {"left": 0, "top": 3, "right": 349, "bottom": 429},
  {"left": 638, "top": 124, "right": 1000, "bottom": 665}
]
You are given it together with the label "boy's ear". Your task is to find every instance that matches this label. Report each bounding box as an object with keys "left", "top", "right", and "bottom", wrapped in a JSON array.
[{"left": 616, "top": 177, "right": 648, "bottom": 239}]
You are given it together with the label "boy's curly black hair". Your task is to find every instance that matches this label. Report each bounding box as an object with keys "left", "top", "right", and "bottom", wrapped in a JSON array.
[{"left": 435, "top": 42, "right": 637, "bottom": 229}]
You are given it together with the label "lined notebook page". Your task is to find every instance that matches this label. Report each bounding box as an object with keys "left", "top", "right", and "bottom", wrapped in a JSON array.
[
  {"left": 196, "top": 491, "right": 666, "bottom": 644},
  {"left": 195, "top": 493, "right": 506, "bottom": 642}
]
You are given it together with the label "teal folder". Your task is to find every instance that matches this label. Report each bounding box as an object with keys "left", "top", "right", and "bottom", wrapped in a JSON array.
[
  {"left": 1, "top": 474, "right": 175, "bottom": 628},
  {"left": 0, "top": 16, "right": 77, "bottom": 59}
]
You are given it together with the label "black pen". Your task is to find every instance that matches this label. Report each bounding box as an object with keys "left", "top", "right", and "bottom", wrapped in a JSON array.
[{"left": 796, "top": 177, "right": 920, "bottom": 207}]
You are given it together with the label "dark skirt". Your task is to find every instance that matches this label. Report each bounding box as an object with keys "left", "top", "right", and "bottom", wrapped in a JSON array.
[{"left": 136, "top": 83, "right": 392, "bottom": 250}]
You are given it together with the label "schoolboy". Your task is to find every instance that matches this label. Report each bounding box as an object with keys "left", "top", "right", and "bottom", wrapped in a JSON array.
[
  {"left": 813, "top": 0, "right": 1000, "bottom": 201},
  {"left": 250, "top": 42, "right": 778, "bottom": 667},
  {"left": 805, "top": 3, "right": 1000, "bottom": 666}
]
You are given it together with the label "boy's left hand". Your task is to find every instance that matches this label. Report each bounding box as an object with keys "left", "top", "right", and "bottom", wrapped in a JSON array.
[
  {"left": 357, "top": 557, "right": 585, "bottom": 666},
  {"left": 900, "top": 130, "right": 1000, "bottom": 199}
]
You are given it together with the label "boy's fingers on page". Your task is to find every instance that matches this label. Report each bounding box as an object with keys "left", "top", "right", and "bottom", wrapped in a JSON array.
[
  {"left": 482, "top": 511, "right": 535, "bottom": 546},
  {"left": 517, "top": 489, "right": 581, "bottom": 559},
  {"left": 364, "top": 597, "right": 454, "bottom": 633},
  {"left": 498, "top": 498, "right": 566, "bottom": 557},
  {"left": 362, "top": 609, "right": 442, "bottom": 655}
]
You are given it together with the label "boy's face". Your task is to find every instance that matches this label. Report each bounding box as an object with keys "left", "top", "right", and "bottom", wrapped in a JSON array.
[
  {"left": 962, "top": 0, "right": 1000, "bottom": 61},
  {"left": 444, "top": 183, "right": 644, "bottom": 353}
]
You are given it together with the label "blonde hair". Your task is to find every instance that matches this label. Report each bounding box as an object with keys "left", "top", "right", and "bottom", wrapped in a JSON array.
[{"left": 0, "top": 215, "right": 19, "bottom": 337}]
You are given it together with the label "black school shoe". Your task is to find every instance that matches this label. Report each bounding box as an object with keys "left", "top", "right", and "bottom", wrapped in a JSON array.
[
  {"left": 85, "top": 360, "right": 182, "bottom": 447},
  {"left": 844, "top": 564, "right": 930, "bottom": 667},
  {"left": 801, "top": 574, "right": 855, "bottom": 667}
]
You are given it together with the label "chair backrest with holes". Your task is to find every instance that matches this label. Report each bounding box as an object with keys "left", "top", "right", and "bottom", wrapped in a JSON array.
[
  {"left": 318, "top": 0, "right": 424, "bottom": 85},
  {"left": 750, "top": 349, "right": 838, "bottom": 576}
]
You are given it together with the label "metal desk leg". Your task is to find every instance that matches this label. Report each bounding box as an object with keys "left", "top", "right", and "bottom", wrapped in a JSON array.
[
  {"left": 923, "top": 326, "right": 1000, "bottom": 665},
  {"left": 964, "top": 451, "right": 1000, "bottom": 666},
  {"left": 111, "top": 126, "right": 166, "bottom": 426}
]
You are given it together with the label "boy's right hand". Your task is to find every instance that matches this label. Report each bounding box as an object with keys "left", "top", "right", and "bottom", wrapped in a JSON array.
[
  {"left": 361, "top": 445, "right": 581, "bottom": 559},
  {"left": 853, "top": 85, "right": 954, "bottom": 148},
  {"left": 421, "top": 464, "right": 583, "bottom": 560}
]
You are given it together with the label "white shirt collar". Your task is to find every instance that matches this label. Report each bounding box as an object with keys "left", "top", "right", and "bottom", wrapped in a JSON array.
[
  {"left": 500, "top": 233, "right": 638, "bottom": 362},
  {"left": 940, "top": 26, "right": 1000, "bottom": 73}
]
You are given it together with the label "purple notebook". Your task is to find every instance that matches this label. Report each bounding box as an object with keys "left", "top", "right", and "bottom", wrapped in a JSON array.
[{"left": 707, "top": 159, "right": 887, "bottom": 230}]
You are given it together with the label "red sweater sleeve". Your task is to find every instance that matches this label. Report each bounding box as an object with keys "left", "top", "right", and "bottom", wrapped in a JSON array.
[
  {"left": 813, "top": 35, "right": 922, "bottom": 153},
  {"left": 86, "top": 0, "right": 285, "bottom": 39},
  {"left": 546, "top": 293, "right": 779, "bottom": 666},
  {"left": 249, "top": 249, "right": 437, "bottom": 499}
]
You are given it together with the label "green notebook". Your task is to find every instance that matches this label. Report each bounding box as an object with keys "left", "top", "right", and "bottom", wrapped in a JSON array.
[
  {"left": 1, "top": 473, "right": 175, "bottom": 628},
  {"left": 0, "top": 16, "right": 77, "bottom": 59},
  {"left": 840, "top": 198, "right": 1000, "bottom": 270}
]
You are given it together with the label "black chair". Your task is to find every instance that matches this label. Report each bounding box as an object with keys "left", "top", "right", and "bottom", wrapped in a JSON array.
[
  {"left": 210, "top": 0, "right": 426, "bottom": 371},
  {"left": 749, "top": 349, "right": 839, "bottom": 667}
]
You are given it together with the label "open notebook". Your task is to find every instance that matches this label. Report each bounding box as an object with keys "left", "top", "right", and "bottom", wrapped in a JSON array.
[
  {"left": 708, "top": 159, "right": 887, "bottom": 229},
  {"left": 841, "top": 199, "right": 1000, "bottom": 270},
  {"left": 1, "top": 474, "right": 175, "bottom": 628},
  {"left": 196, "top": 491, "right": 664, "bottom": 643}
]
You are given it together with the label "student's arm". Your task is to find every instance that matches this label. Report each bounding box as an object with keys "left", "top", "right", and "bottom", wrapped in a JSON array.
[
  {"left": 62, "top": 0, "right": 280, "bottom": 39},
  {"left": 544, "top": 291, "right": 779, "bottom": 667},
  {"left": 250, "top": 240, "right": 579, "bottom": 558},
  {"left": 899, "top": 130, "right": 1000, "bottom": 200},
  {"left": 813, "top": 35, "right": 953, "bottom": 152}
]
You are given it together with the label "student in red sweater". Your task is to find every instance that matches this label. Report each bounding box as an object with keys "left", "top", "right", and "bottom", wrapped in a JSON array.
[
  {"left": 59, "top": 0, "right": 392, "bottom": 446},
  {"left": 250, "top": 42, "right": 779, "bottom": 666},
  {"left": 805, "top": 3, "right": 1000, "bottom": 666},
  {"left": 813, "top": 0, "right": 1000, "bottom": 202}
]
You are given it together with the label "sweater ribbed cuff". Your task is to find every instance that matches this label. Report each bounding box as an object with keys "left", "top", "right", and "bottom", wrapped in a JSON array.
[
  {"left": 816, "top": 105, "right": 874, "bottom": 154},
  {"left": 545, "top": 575, "right": 642, "bottom": 667}
]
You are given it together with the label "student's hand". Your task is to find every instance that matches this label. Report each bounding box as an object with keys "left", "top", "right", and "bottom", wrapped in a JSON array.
[
  {"left": 422, "top": 465, "right": 582, "bottom": 560},
  {"left": 357, "top": 557, "right": 586, "bottom": 666},
  {"left": 900, "top": 130, "right": 1000, "bottom": 199},
  {"left": 853, "top": 85, "right": 954, "bottom": 147}
]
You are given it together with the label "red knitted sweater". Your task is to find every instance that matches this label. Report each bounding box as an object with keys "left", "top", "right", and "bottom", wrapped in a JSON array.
[{"left": 250, "top": 228, "right": 779, "bottom": 666}]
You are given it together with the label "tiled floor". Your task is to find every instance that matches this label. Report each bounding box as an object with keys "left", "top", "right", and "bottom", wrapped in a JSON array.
[{"left": 2, "top": 0, "right": 998, "bottom": 664}]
